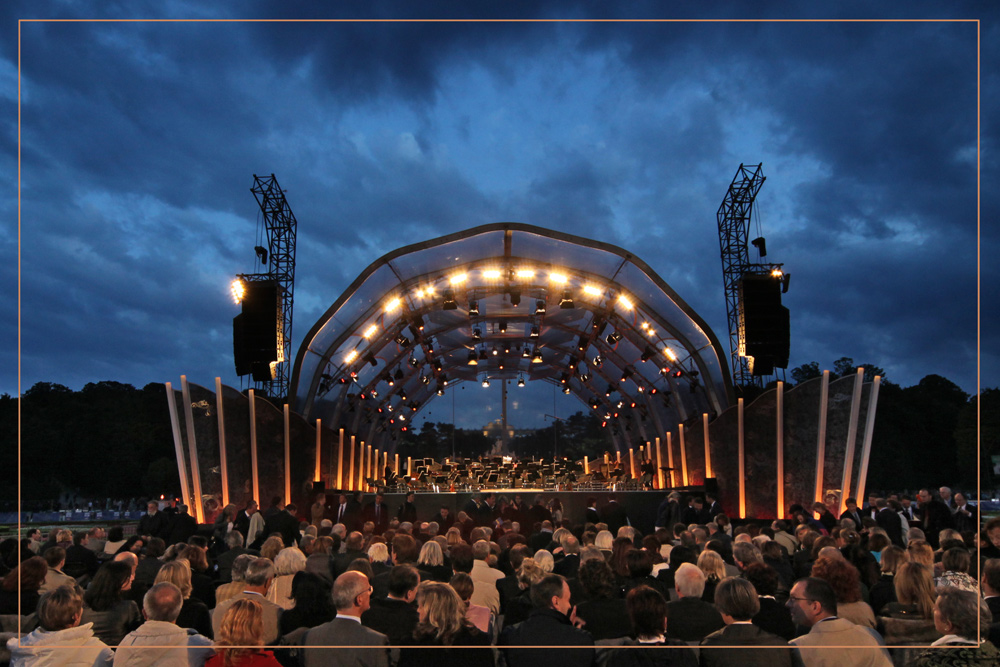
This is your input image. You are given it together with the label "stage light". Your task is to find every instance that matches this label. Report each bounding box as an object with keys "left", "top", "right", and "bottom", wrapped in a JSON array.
[
  {"left": 349, "top": 371, "right": 359, "bottom": 383},
  {"left": 563, "top": 385, "right": 571, "bottom": 394},
  {"left": 592, "top": 355, "right": 603, "bottom": 368},
  {"left": 436, "top": 386, "right": 445, "bottom": 396},
  {"left": 509, "top": 288, "right": 521, "bottom": 306},
  {"left": 433, "top": 360, "right": 443, "bottom": 372},
  {"left": 399, "top": 413, "right": 406, "bottom": 421},
  {"left": 384, "top": 297, "right": 402, "bottom": 313},
  {"left": 498, "top": 319, "right": 507, "bottom": 333},
  {"left": 621, "top": 368, "right": 633, "bottom": 382},
  {"left": 467, "top": 350, "right": 478, "bottom": 366},
  {"left": 469, "top": 301, "right": 479, "bottom": 317},
  {"left": 344, "top": 349, "right": 359, "bottom": 363},
  {"left": 641, "top": 346, "right": 654, "bottom": 362},
  {"left": 606, "top": 383, "right": 617, "bottom": 397},
  {"left": 517, "top": 374, "right": 525, "bottom": 387},
  {"left": 534, "top": 300, "right": 546, "bottom": 315},
  {"left": 590, "top": 399, "right": 599, "bottom": 410},
  {"left": 674, "top": 370, "right": 683, "bottom": 378},
  {"left": 771, "top": 268, "right": 782, "bottom": 278},
  {"left": 394, "top": 367, "right": 404, "bottom": 381},
  {"left": 421, "top": 374, "right": 430, "bottom": 385},
  {"left": 606, "top": 331, "right": 622, "bottom": 345},
  {"left": 492, "top": 345, "right": 499, "bottom": 356},
  {"left": 517, "top": 269, "right": 535, "bottom": 279},
  {"left": 637, "top": 384, "right": 644, "bottom": 392},
  {"left": 752, "top": 236, "right": 767, "bottom": 257},
  {"left": 441, "top": 374, "right": 449, "bottom": 386},
  {"left": 583, "top": 285, "right": 601, "bottom": 297},
  {"left": 550, "top": 272, "right": 568, "bottom": 284},
  {"left": 482, "top": 377, "right": 490, "bottom": 388},
  {"left": 577, "top": 335, "right": 588, "bottom": 351},
  {"left": 592, "top": 317, "right": 605, "bottom": 332},
  {"left": 559, "top": 290, "right": 574, "bottom": 309},
  {"left": 450, "top": 273, "right": 467, "bottom": 285},
  {"left": 386, "top": 403, "right": 393, "bottom": 412},
  {"left": 782, "top": 273, "right": 791, "bottom": 293},
  {"left": 254, "top": 245, "right": 268, "bottom": 264},
  {"left": 482, "top": 269, "right": 501, "bottom": 280},
  {"left": 617, "top": 294, "right": 633, "bottom": 310},
  {"left": 617, "top": 400, "right": 623, "bottom": 409},
  {"left": 442, "top": 290, "right": 457, "bottom": 310},
  {"left": 230, "top": 279, "right": 245, "bottom": 303},
  {"left": 399, "top": 390, "right": 407, "bottom": 400},
  {"left": 560, "top": 373, "right": 569, "bottom": 384},
  {"left": 408, "top": 356, "right": 419, "bottom": 368},
  {"left": 532, "top": 348, "right": 543, "bottom": 363},
  {"left": 479, "top": 348, "right": 488, "bottom": 360},
  {"left": 503, "top": 341, "right": 511, "bottom": 354},
  {"left": 473, "top": 328, "right": 482, "bottom": 342},
  {"left": 371, "top": 389, "right": 378, "bottom": 398},
  {"left": 650, "top": 387, "right": 657, "bottom": 395},
  {"left": 394, "top": 333, "right": 410, "bottom": 347},
  {"left": 530, "top": 325, "right": 540, "bottom": 338},
  {"left": 498, "top": 360, "right": 505, "bottom": 370},
  {"left": 387, "top": 374, "right": 395, "bottom": 387},
  {"left": 522, "top": 347, "right": 531, "bottom": 358},
  {"left": 363, "top": 324, "right": 378, "bottom": 339},
  {"left": 364, "top": 352, "right": 377, "bottom": 367}
]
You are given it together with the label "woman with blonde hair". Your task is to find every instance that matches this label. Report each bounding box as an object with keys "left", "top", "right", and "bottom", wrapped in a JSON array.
[
  {"left": 502, "top": 557, "right": 546, "bottom": 627},
  {"left": 367, "top": 541, "right": 391, "bottom": 578},
  {"left": 444, "top": 527, "right": 464, "bottom": 553},
  {"left": 906, "top": 540, "right": 934, "bottom": 569},
  {"left": 533, "top": 549, "right": 554, "bottom": 574},
  {"left": 418, "top": 540, "right": 451, "bottom": 582},
  {"left": 869, "top": 545, "right": 905, "bottom": 615},
  {"left": 594, "top": 529, "right": 614, "bottom": 559},
  {"left": 267, "top": 547, "right": 306, "bottom": 610},
  {"left": 154, "top": 559, "right": 213, "bottom": 638},
  {"left": 885, "top": 562, "right": 936, "bottom": 620},
  {"left": 697, "top": 549, "right": 727, "bottom": 603},
  {"left": 259, "top": 536, "right": 284, "bottom": 563},
  {"left": 397, "top": 581, "right": 490, "bottom": 667},
  {"left": 206, "top": 598, "right": 281, "bottom": 667}
]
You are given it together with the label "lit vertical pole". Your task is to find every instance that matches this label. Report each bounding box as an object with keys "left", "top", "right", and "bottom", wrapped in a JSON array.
[
  {"left": 214, "top": 378, "right": 230, "bottom": 508},
  {"left": 347, "top": 436, "right": 356, "bottom": 492},
  {"left": 629, "top": 448, "right": 636, "bottom": 480},
  {"left": 249, "top": 389, "right": 260, "bottom": 508},
  {"left": 407, "top": 456, "right": 412, "bottom": 477},
  {"left": 180, "top": 376, "right": 205, "bottom": 523},
  {"left": 283, "top": 405, "right": 291, "bottom": 506},
  {"left": 394, "top": 453, "right": 400, "bottom": 476},
  {"left": 678, "top": 424, "right": 689, "bottom": 486},
  {"left": 666, "top": 432, "right": 676, "bottom": 487},
  {"left": 584, "top": 456, "right": 589, "bottom": 475},
  {"left": 776, "top": 381, "right": 785, "bottom": 519},
  {"left": 655, "top": 437, "right": 664, "bottom": 489},
  {"left": 814, "top": 371, "right": 830, "bottom": 505},
  {"left": 314, "top": 419, "right": 322, "bottom": 482},
  {"left": 702, "top": 413, "right": 712, "bottom": 479},
  {"left": 357, "top": 440, "right": 365, "bottom": 492},
  {"left": 336, "top": 429, "right": 344, "bottom": 490},
  {"left": 373, "top": 447, "right": 380, "bottom": 485},
  {"left": 164, "top": 383, "right": 191, "bottom": 514},
  {"left": 738, "top": 397, "right": 746, "bottom": 519},
  {"left": 855, "top": 376, "right": 881, "bottom": 507},
  {"left": 839, "top": 368, "right": 865, "bottom": 516}
]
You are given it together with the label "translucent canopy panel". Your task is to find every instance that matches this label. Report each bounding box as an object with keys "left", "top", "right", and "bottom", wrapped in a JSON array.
[{"left": 291, "top": 223, "right": 734, "bottom": 452}]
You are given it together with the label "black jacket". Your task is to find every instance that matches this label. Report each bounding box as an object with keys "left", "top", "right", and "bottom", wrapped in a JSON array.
[
  {"left": 700, "top": 623, "right": 795, "bottom": 667},
  {"left": 500, "top": 607, "right": 595, "bottom": 667},
  {"left": 664, "top": 596, "right": 725, "bottom": 642},
  {"left": 361, "top": 596, "right": 419, "bottom": 646}
]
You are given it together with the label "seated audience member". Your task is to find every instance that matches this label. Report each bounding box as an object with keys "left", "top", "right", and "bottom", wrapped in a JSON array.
[
  {"left": 533, "top": 548, "right": 555, "bottom": 574},
  {"left": 130, "top": 537, "right": 166, "bottom": 600},
  {"left": 911, "top": 587, "right": 999, "bottom": 666},
  {"left": 63, "top": 531, "right": 100, "bottom": 581},
  {"left": 361, "top": 564, "right": 421, "bottom": 647},
  {"left": 868, "top": 545, "right": 905, "bottom": 615},
  {"left": 397, "top": 581, "right": 491, "bottom": 667},
  {"left": 696, "top": 549, "right": 727, "bottom": 604},
  {"left": 496, "top": 544, "right": 531, "bottom": 615},
  {"left": 449, "top": 572, "right": 490, "bottom": 634},
  {"left": 448, "top": 542, "right": 499, "bottom": 615},
  {"left": 39, "top": 547, "right": 76, "bottom": 594},
  {"left": 277, "top": 571, "right": 335, "bottom": 637},
  {"left": 216, "top": 530, "right": 257, "bottom": 584},
  {"left": 206, "top": 598, "right": 282, "bottom": 667},
  {"left": 934, "top": 547, "right": 977, "bottom": 592},
  {"left": 81, "top": 560, "right": 142, "bottom": 646},
  {"left": 212, "top": 558, "right": 283, "bottom": 645},
  {"left": 154, "top": 559, "right": 214, "bottom": 639},
  {"left": 982, "top": 558, "right": 1000, "bottom": 619},
  {"left": 178, "top": 545, "right": 216, "bottom": 610},
  {"left": 602, "top": 585, "right": 697, "bottom": 666},
  {"left": 267, "top": 547, "right": 306, "bottom": 610},
  {"left": 787, "top": 577, "right": 891, "bottom": 667},
  {"left": 0, "top": 555, "right": 47, "bottom": 616},
  {"left": 701, "top": 577, "right": 795, "bottom": 667},
  {"left": 418, "top": 540, "right": 452, "bottom": 582},
  {"left": 882, "top": 562, "right": 936, "bottom": 621},
  {"left": 216, "top": 554, "right": 256, "bottom": 607},
  {"left": 743, "top": 561, "right": 796, "bottom": 641},
  {"left": 7, "top": 584, "right": 114, "bottom": 666},
  {"left": 499, "top": 573, "right": 595, "bottom": 667},
  {"left": 103, "top": 527, "right": 127, "bottom": 557},
  {"left": 664, "top": 563, "right": 725, "bottom": 642},
  {"left": 622, "top": 548, "right": 670, "bottom": 600},
  {"left": 258, "top": 536, "right": 284, "bottom": 564},
  {"left": 114, "top": 581, "right": 214, "bottom": 666},
  {"left": 810, "top": 555, "right": 876, "bottom": 629},
  {"left": 574, "top": 558, "right": 631, "bottom": 641},
  {"left": 304, "top": 536, "right": 334, "bottom": 582},
  {"left": 300, "top": 571, "right": 391, "bottom": 667},
  {"left": 906, "top": 540, "right": 934, "bottom": 570}
]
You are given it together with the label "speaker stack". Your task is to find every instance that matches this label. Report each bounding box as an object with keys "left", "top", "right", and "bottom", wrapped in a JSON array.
[
  {"left": 739, "top": 275, "right": 790, "bottom": 376},
  {"left": 233, "top": 280, "right": 281, "bottom": 381}
]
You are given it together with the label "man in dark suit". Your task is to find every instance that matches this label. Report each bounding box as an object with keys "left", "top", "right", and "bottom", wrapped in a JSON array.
[
  {"left": 700, "top": 577, "right": 795, "bottom": 667},
  {"left": 232, "top": 500, "right": 258, "bottom": 539},
  {"left": 584, "top": 497, "right": 601, "bottom": 526},
  {"left": 347, "top": 492, "right": 365, "bottom": 531},
  {"left": 397, "top": 492, "right": 418, "bottom": 524},
  {"left": 62, "top": 531, "right": 100, "bottom": 581},
  {"left": 361, "top": 564, "right": 420, "bottom": 648},
  {"left": 529, "top": 520, "right": 555, "bottom": 553},
  {"left": 331, "top": 531, "right": 368, "bottom": 579},
  {"left": 215, "top": 530, "right": 259, "bottom": 583},
  {"left": 363, "top": 492, "right": 390, "bottom": 535},
  {"left": 982, "top": 559, "right": 1000, "bottom": 618},
  {"left": 664, "top": 563, "right": 725, "bottom": 641},
  {"left": 499, "top": 573, "right": 595, "bottom": 667},
  {"left": 840, "top": 497, "right": 865, "bottom": 532},
  {"left": 164, "top": 504, "right": 199, "bottom": 546},
  {"left": 599, "top": 495, "right": 629, "bottom": 536},
  {"left": 951, "top": 492, "right": 979, "bottom": 534},
  {"left": 497, "top": 544, "right": 532, "bottom": 615},
  {"left": 430, "top": 505, "right": 455, "bottom": 532},
  {"left": 874, "top": 498, "right": 905, "bottom": 547},
  {"left": 917, "top": 488, "right": 954, "bottom": 548},
  {"left": 263, "top": 503, "right": 300, "bottom": 547},
  {"left": 138, "top": 501, "right": 170, "bottom": 540},
  {"left": 332, "top": 493, "right": 351, "bottom": 527},
  {"left": 705, "top": 492, "right": 723, "bottom": 519},
  {"left": 303, "top": 570, "right": 391, "bottom": 667},
  {"left": 553, "top": 536, "right": 581, "bottom": 579}
]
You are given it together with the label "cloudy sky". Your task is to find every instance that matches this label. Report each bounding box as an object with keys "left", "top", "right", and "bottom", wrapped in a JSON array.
[{"left": 4, "top": 3, "right": 996, "bottom": 429}]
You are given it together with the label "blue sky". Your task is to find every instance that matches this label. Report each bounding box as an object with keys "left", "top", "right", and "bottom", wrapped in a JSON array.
[{"left": 4, "top": 3, "right": 996, "bottom": 429}]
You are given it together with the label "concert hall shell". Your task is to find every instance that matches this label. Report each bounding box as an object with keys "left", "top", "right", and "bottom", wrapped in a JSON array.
[{"left": 290, "top": 223, "right": 734, "bottom": 453}]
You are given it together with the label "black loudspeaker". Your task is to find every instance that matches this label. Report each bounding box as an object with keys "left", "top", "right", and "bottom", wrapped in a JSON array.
[
  {"left": 703, "top": 477, "right": 719, "bottom": 497},
  {"left": 740, "top": 275, "right": 790, "bottom": 374},
  {"left": 312, "top": 481, "right": 326, "bottom": 497},
  {"left": 233, "top": 281, "right": 281, "bottom": 376}
]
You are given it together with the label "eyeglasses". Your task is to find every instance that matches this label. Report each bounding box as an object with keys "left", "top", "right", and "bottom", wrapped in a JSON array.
[{"left": 787, "top": 596, "right": 817, "bottom": 604}]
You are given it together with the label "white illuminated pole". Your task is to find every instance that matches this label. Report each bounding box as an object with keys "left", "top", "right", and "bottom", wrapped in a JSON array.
[
  {"left": 855, "top": 376, "right": 882, "bottom": 505},
  {"left": 164, "top": 383, "right": 192, "bottom": 513},
  {"left": 666, "top": 432, "right": 676, "bottom": 487},
  {"left": 180, "top": 376, "right": 205, "bottom": 523},
  {"left": 678, "top": 424, "right": 689, "bottom": 486},
  {"left": 776, "top": 381, "right": 785, "bottom": 519},
  {"left": 702, "top": 413, "right": 712, "bottom": 479},
  {"left": 839, "top": 368, "right": 865, "bottom": 516},
  {"left": 655, "top": 437, "right": 664, "bottom": 489},
  {"left": 215, "top": 378, "right": 229, "bottom": 508},
  {"left": 336, "top": 429, "right": 344, "bottom": 490},
  {"left": 283, "top": 404, "right": 291, "bottom": 506},
  {"left": 315, "top": 419, "right": 322, "bottom": 483},
  {"left": 738, "top": 397, "right": 746, "bottom": 519},
  {"left": 249, "top": 389, "right": 260, "bottom": 507},
  {"left": 814, "top": 371, "right": 830, "bottom": 505}
]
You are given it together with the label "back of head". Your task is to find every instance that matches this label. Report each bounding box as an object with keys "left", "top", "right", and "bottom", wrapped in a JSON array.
[
  {"left": 906, "top": 540, "right": 934, "bottom": 568},
  {"left": 942, "top": 547, "right": 970, "bottom": 574},
  {"left": 983, "top": 558, "right": 1000, "bottom": 593},
  {"left": 714, "top": 577, "right": 760, "bottom": 621},
  {"left": 449, "top": 572, "right": 474, "bottom": 602},
  {"left": 43, "top": 546, "right": 66, "bottom": 568},
  {"left": 674, "top": 562, "right": 706, "bottom": 598},
  {"left": 811, "top": 555, "right": 861, "bottom": 604},
  {"left": 509, "top": 544, "right": 532, "bottom": 570},
  {"left": 392, "top": 534, "right": 419, "bottom": 564},
  {"left": 244, "top": 558, "right": 274, "bottom": 587},
  {"left": 626, "top": 585, "right": 667, "bottom": 638},
  {"left": 217, "top": 598, "right": 265, "bottom": 657},
  {"left": 472, "top": 540, "right": 491, "bottom": 561},
  {"left": 155, "top": 559, "right": 193, "bottom": 598},
  {"left": 894, "top": 562, "right": 935, "bottom": 619},
  {"left": 332, "top": 571, "right": 370, "bottom": 612},
  {"left": 38, "top": 585, "right": 83, "bottom": 631},
  {"left": 415, "top": 581, "right": 467, "bottom": 643},
  {"left": 733, "top": 542, "right": 762, "bottom": 567},
  {"left": 143, "top": 582, "right": 184, "bottom": 622},
  {"left": 274, "top": 547, "right": 307, "bottom": 576},
  {"left": 577, "top": 558, "right": 615, "bottom": 599},
  {"left": 742, "top": 562, "right": 779, "bottom": 597},
  {"left": 225, "top": 530, "right": 245, "bottom": 550},
  {"left": 230, "top": 553, "right": 256, "bottom": 583},
  {"left": 935, "top": 587, "right": 992, "bottom": 640},
  {"left": 529, "top": 573, "right": 566, "bottom": 610},
  {"left": 85, "top": 560, "right": 131, "bottom": 611},
  {"left": 388, "top": 564, "right": 420, "bottom": 599},
  {"left": 626, "top": 548, "right": 654, "bottom": 578},
  {"left": 799, "top": 577, "right": 837, "bottom": 617},
  {"left": 449, "top": 543, "right": 474, "bottom": 573}
]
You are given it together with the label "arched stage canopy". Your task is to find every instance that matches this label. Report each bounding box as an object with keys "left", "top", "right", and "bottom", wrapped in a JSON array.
[{"left": 290, "top": 223, "right": 734, "bottom": 452}]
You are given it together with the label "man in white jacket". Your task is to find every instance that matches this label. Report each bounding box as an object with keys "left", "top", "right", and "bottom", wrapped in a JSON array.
[
  {"left": 8, "top": 584, "right": 114, "bottom": 667},
  {"left": 113, "top": 582, "right": 213, "bottom": 667}
]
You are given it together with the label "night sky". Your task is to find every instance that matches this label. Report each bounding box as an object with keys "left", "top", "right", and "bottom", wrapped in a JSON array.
[{"left": 5, "top": 3, "right": 996, "bottom": 430}]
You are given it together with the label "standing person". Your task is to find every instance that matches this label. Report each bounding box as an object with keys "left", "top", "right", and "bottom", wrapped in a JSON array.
[
  {"left": 7, "top": 585, "right": 114, "bottom": 666},
  {"left": 916, "top": 489, "right": 953, "bottom": 549},
  {"left": 206, "top": 598, "right": 282, "bottom": 667},
  {"left": 700, "top": 577, "right": 795, "bottom": 667},
  {"left": 165, "top": 504, "right": 199, "bottom": 547},
  {"left": 113, "top": 582, "right": 214, "bottom": 667},
  {"left": 499, "top": 573, "right": 595, "bottom": 667},
  {"left": 397, "top": 581, "right": 491, "bottom": 667},
  {"left": 786, "top": 577, "right": 891, "bottom": 667},
  {"left": 599, "top": 495, "right": 629, "bottom": 537},
  {"left": 397, "top": 492, "right": 418, "bottom": 524},
  {"left": 364, "top": 492, "right": 390, "bottom": 535},
  {"left": 874, "top": 498, "right": 904, "bottom": 548},
  {"left": 950, "top": 493, "right": 978, "bottom": 534},
  {"left": 310, "top": 493, "right": 329, "bottom": 529},
  {"left": 139, "top": 501, "right": 170, "bottom": 541},
  {"left": 301, "top": 571, "right": 391, "bottom": 667},
  {"left": 263, "top": 504, "right": 299, "bottom": 548}
]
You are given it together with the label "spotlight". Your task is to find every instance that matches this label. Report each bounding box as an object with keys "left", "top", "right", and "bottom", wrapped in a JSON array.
[
  {"left": 254, "top": 245, "right": 268, "bottom": 264},
  {"left": 606, "top": 384, "right": 617, "bottom": 397},
  {"left": 530, "top": 325, "right": 540, "bottom": 338},
  {"left": 482, "top": 377, "right": 491, "bottom": 388},
  {"left": 399, "top": 390, "right": 407, "bottom": 401},
  {"left": 508, "top": 288, "right": 521, "bottom": 306},
  {"left": 371, "top": 389, "right": 378, "bottom": 398},
  {"left": 472, "top": 328, "right": 482, "bottom": 342},
  {"left": 503, "top": 341, "right": 512, "bottom": 354},
  {"left": 492, "top": 345, "right": 499, "bottom": 356},
  {"left": 436, "top": 386, "right": 445, "bottom": 396},
  {"left": 408, "top": 356, "right": 419, "bottom": 368},
  {"left": 387, "top": 374, "right": 395, "bottom": 387},
  {"left": 517, "top": 375, "right": 525, "bottom": 387},
  {"left": 442, "top": 290, "right": 457, "bottom": 310},
  {"left": 535, "top": 300, "right": 546, "bottom": 315},
  {"left": 532, "top": 348, "right": 543, "bottom": 363},
  {"left": 563, "top": 385, "right": 571, "bottom": 394},
  {"left": 559, "top": 290, "right": 575, "bottom": 309},
  {"left": 577, "top": 335, "right": 587, "bottom": 351},
  {"left": 394, "top": 367, "right": 404, "bottom": 380},
  {"left": 606, "top": 331, "right": 622, "bottom": 346},
  {"left": 621, "top": 368, "right": 633, "bottom": 382},
  {"left": 499, "top": 319, "right": 507, "bottom": 333},
  {"left": 590, "top": 399, "right": 599, "bottom": 410},
  {"left": 751, "top": 236, "right": 767, "bottom": 257},
  {"left": 478, "top": 348, "right": 488, "bottom": 360},
  {"left": 591, "top": 317, "right": 605, "bottom": 333},
  {"left": 441, "top": 374, "right": 449, "bottom": 386},
  {"left": 641, "top": 346, "right": 654, "bottom": 362},
  {"left": 674, "top": 370, "right": 683, "bottom": 378},
  {"left": 637, "top": 384, "right": 645, "bottom": 392},
  {"left": 592, "top": 355, "right": 603, "bottom": 368},
  {"left": 433, "top": 359, "right": 443, "bottom": 372},
  {"left": 522, "top": 347, "right": 531, "bottom": 358},
  {"left": 498, "top": 360, "right": 505, "bottom": 370},
  {"left": 364, "top": 352, "right": 377, "bottom": 367},
  {"left": 394, "top": 333, "right": 410, "bottom": 347},
  {"left": 560, "top": 373, "right": 569, "bottom": 384},
  {"left": 230, "top": 278, "right": 246, "bottom": 304},
  {"left": 469, "top": 301, "right": 479, "bottom": 317},
  {"left": 421, "top": 374, "right": 430, "bottom": 385},
  {"left": 467, "top": 350, "right": 478, "bottom": 366}
]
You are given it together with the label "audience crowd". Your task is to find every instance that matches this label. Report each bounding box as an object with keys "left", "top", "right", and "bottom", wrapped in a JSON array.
[{"left": 0, "top": 485, "right": 997, "bottom": 666}]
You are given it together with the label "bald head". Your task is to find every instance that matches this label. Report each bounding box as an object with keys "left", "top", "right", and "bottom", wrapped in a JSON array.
[
  {"left": 332, "top": 571, "right": 372, "bottom": 616},
  {"left": 143, "top": 582, "right": 183, "bottom": 622}
]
